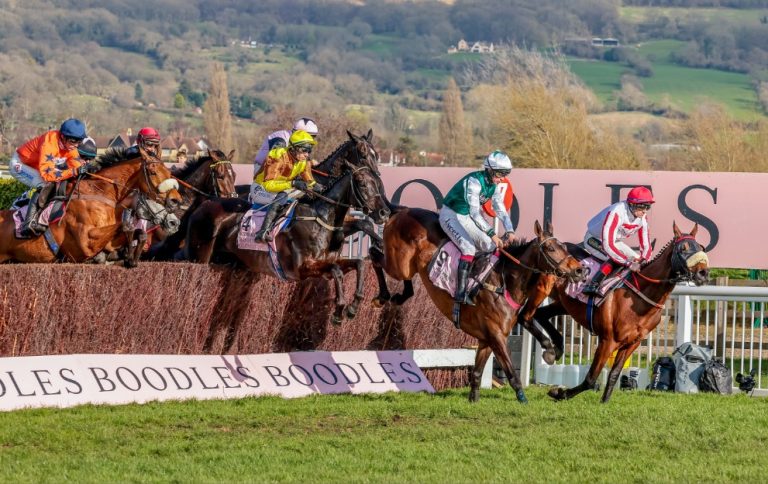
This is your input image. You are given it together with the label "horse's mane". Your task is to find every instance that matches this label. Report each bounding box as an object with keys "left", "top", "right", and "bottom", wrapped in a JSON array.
[
  {"left": 315, "top": 139, "right": 354, "bottom": 178},
  {"left": 502, "top": 238, "right": 531, "bottom": 257},
  {"left": 645, "top": 238, "right": 675, "bottom": 266},
  {"left": 171, "top": 155, "right": 209, "bottom": 178},
  {"left": 97, "top": 147, "right": 134, "bottom": 168}
]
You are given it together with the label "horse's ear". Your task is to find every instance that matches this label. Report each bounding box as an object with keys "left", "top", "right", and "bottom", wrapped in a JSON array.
[
  {"left": 534, "top": 220, "right": 543, "bottom": 238},
  {"left": 366, "top": 128, "right": 373, "bottom": 141},
  {"left": 673, "top": 221, "right": 682, "bottom": 238},
  {"left": 347, "top": 130, "right": 358, "bottom": 142},
  {"left": 690, "top": 223, "right": 698, "bottom": 237},
  {"left": 227, "top": 150, "right": 236, "bottom": 161}
]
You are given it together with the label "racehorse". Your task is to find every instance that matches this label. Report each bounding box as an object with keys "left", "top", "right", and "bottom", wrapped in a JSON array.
[
  {"left": 528, "top": 222, "right": 709, "bottom": 403},
  {"left": 186, "top": 129, "right": 390, "bottom": 326},
  {"left": 145, "top": 149, "right": 238, "bottom": 261},
  {"left": 0, "top": 146, "right": 182, "bottom": 263},
  {"left": 368, "top": 205, "right": 584, "bottom": 403}
]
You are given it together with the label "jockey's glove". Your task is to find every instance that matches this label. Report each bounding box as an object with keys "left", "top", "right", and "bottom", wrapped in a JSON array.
[{"left": 291, "top": 179, "right": 309, "bottom": 191}]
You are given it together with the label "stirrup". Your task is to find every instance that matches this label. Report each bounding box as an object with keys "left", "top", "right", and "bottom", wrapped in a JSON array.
[
  {"left": 452, "top": 302, "right": 461, "bottom": 329},
  {"left": 582, "top": 284, "right": 599, "bottom": 295}
]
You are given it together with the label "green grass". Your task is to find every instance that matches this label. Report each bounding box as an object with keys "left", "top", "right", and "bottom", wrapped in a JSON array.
[
  {"left": 567, "top": 40, "right": 761, "bottom": 119},
  {"left": 0, "top": 388, "right": 766, "bottom": 482}
]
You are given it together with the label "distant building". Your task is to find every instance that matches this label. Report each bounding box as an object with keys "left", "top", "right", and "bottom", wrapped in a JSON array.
[
  {"left": 591, "top": 37, "right": 620, "bottom": 47},
  {"left": 448, "top": 39, "right": 495, "bottom": 54}
]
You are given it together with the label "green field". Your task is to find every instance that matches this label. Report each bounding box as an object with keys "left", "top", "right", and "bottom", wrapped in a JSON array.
[
  {"left": 1, "top": 387, "right": 766, "bottom": 482},
  {"left": 621, "top": 6, "right": 767, "bottom": 25},
  {"left": 567, "top": 40, "right": 761, "bottom": 119}
]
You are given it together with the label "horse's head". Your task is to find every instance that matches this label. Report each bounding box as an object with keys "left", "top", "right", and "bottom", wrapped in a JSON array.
[
  {"left": 532, "top": 220, "right": 585, "bottom": 283},
  {"left": 671, "top": 222, "right": 709, "bottom": 285},
  {"left": 207, "top": 149, "right": 238, "bottom": 198},
  {"left": 137, "top": 146, "right": 183, "bottom": 211},
  {"left": 344, "top": 129, "right": 390, "bottom": 223}
]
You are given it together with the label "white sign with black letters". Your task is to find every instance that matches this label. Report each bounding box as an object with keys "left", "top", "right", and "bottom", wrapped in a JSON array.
[{"left": 0, "top": 351, "right": 434, "bottom": 411}]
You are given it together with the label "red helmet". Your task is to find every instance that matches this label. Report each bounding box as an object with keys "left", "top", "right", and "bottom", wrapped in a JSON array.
[
  {"left": 627, "top": 186, "right": 655, "bottom": 204},
  {"left": 136, "top": 127, "right": 161, "bottom": 146}
]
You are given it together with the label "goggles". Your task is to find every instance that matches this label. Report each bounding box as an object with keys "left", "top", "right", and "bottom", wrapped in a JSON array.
[
  {"left": 63, "top": 136, "right": 83, "bottom": 145},
  {"left": 491, "top": 169, "right": 511, "bottom": 178},
  {"left": 294, "top": 145, "right": 313, "bottom": 154},
  {"left": 143, "top": 139, "right": 160, "bottom": 147},
  {"left": 630, "top": 203, "right": 652, "bottom": 211}
]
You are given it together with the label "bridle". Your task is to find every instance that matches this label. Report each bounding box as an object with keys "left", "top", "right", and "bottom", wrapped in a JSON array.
[
  {"left": 172, "top": 157, "right": 236, "bottom": 199},
  {"left": 499, "top": 236, "right": 580, "bottom": 279},
  {"left": 632, "top": 235, "right": 707, "bottom": 285}
]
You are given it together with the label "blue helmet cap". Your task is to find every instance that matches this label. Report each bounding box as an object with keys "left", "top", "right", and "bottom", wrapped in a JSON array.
[{"left": 59, "top": 118, "right": 87, "bottom": 139}]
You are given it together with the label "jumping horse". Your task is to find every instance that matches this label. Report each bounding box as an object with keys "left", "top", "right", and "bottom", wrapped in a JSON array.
[
  {"left": 186, "top": 129, "right": 390, "bottom": 326},
  {"left": 528, "top": 222, "right": 710, "bottom": 403},
  {"left": 368, "top": 205, "right": 584, "bottom": 403},
  {"left": 145, "top": 149, "right": 238, "bottom": 262},
  {"left": 0, "top": 146, "right": 182, "bottom": 263}
]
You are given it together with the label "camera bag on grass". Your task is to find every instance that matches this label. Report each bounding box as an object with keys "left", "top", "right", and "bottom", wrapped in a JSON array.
[
  {"left": 649, "top": 356, "right": 676, "bottom": 391},
  {"left": 699, "top": 358, "right": 733, "bottom": 395}
]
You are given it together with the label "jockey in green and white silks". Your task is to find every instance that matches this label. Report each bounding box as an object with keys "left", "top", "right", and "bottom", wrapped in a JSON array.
[{"left": 438, "top": 150, "right": 516, "bottom": 307}]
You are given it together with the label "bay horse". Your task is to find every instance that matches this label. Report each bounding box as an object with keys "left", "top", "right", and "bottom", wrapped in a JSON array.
[
  {"left": 368, "top": 205, "right": 584, "bottom": 403},
  {"left": 0, "top": 147, "right": 182, "bottom": 263},
  {"left": 146, "top": 149, "right": 238, "bottom": 261},
  {"left": 529, "top": 222, "right": 710, "bottom": 403},
  {"left": 186, "top": 129, "right": 390, "bottom": 324}
]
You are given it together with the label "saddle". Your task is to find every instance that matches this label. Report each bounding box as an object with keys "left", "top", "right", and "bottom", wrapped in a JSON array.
[
  {"left": 236, "top": 201, "right": 297, "bottom": 252},
  {"left": 12, "top": 183, "right": 69, "bottom": 239},
  {"left": 427, "top": 240, "right": 501, "bottom": 304},
  {"left": 565, "top": 243, "right": 628, "bottom": 306}
]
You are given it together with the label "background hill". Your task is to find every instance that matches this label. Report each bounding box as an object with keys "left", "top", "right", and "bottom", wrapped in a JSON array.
[{"left": 0, "top": 0, "right": 766, "bottom": 169}]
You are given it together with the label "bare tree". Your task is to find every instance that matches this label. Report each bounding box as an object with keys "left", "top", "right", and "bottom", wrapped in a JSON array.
[
  {"left": 203, "top": 62, "right": 233, "bottom": 151},
  {"left": 439, "top": 78, "right": 473, "bottom": 166}
]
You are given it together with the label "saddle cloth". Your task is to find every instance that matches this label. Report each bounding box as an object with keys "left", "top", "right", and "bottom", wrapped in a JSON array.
[
  {"left": 428, "top": 240, "right": 498, "bottom": 302},
  {"left": 236, "top": 202, "right": 296, "bottom": 252},
  {"left": 565, "top": 256, "right": 628, "bottom": 306},
  {"left": 12, "top": 201, "right": 66, "bottom": 239}
]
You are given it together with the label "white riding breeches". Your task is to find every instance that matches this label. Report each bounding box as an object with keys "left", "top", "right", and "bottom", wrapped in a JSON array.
[
  {"left": 583, "top": 234, "right": 639, "bottom": 264},
  {"left": 439, "top": 206, "right": 495, "bottom": 257},
  {"left": 249, "top": 183, "right": 302, "bottom": 207},
  {"left": 9, "top": 152, "right": 43, "bottom": 188}
]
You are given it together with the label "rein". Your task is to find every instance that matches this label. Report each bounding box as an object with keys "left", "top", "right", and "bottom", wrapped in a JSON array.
[{"left": 499, "top": 237, "right": 578, "bottom": 277}]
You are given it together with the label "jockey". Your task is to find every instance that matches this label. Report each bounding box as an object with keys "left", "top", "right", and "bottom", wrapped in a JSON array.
[
  {"left": 582, "top": 186, "right": 654, "bottom": 295},
  {"left": 250, "top": 129, "right": 318, "bottom": 242},
  {"left": 438, "top": 150, "right": 516, "bottom": 308},
  {"left": 125, "top": 126, "right": 162, "bottom": 159},
  {"left": 10, "top": 118, "right": 91, "bottom": 237},
  {"left": 77, "top": 137, "right": 98, "bottom": 163},
  {"left": 252, "top": 117, "right": 319, "bottom": 176}
]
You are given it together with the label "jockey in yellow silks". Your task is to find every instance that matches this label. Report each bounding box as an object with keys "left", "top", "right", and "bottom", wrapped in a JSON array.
[{"left": 249, "top": 129, "right": 318, "bottom": 242}]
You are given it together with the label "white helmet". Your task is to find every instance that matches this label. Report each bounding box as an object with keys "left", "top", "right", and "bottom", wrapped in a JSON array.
[
  {"left": 483, "top": 150, "right": 513, "bottom": 171},
  {"left": 292, "top": 117, "right": 318, "bottom": 136}
]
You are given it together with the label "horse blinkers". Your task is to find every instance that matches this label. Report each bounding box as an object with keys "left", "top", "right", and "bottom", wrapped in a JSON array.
[{"left": 672, "top": 235, "right": 709, "bottom": 285}]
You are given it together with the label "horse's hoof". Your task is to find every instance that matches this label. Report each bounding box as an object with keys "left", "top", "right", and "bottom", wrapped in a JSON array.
[
  {"left": 468, "top": 391, "right": 479, "bottom": 403},
  {"left": 542, "top": 348, "right": 557, "bottom": 365},
  {"left": 548, "top": 387, "right": 567, "bottom": 401},
  {"left": 345, "top": 306, "right": 358, "bottom": 319},
  {"left": 331, "top": 315, "right": 343, "bottom": 326},
  {"left": 371, "top": 297, "right": 387, "bottom": 308},
  {"left": 516, "top": 389, "right": 528, "bottom": 404}
]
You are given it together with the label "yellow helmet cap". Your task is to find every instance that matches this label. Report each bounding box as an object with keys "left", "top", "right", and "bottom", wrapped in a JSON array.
[{"left": 289, "top": 129, "right": 317, "bottom": 147}]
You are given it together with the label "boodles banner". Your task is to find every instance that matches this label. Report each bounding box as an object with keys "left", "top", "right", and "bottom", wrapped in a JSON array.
[
  {"left": 231, "top": 165, "right": 766, "bottom": 269},
  {"left": 0, "top": 351, "right": 434, "bottom": 411}
]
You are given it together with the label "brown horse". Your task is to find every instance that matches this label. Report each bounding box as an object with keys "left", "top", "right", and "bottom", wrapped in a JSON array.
[
  {"left": 0, "top": 147, "right": 182, "bottom": 263},
  {"left": 186, "top": 130, "right": 391, "bottom": 324},
  {"left": 145, "top": 149, "right": 238, "bottom": 261},
  {"left": 528, "top": 222, "right": 710, "bottom": 403},
  {"left": 368, "top": 206, "right": 584, "bottom": 403}
]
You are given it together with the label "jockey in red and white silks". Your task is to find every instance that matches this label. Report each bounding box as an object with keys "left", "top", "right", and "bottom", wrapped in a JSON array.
[{"left": 583, "top": 200, "right": 651, "bottom": 265}]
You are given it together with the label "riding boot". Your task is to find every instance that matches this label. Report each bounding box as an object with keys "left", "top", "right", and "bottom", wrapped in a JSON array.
[
  {"left": 455, "top": 258, "right": 473, "bottom": 306},
  {"left": 20, "top": 184, "right": 53, "bottom": 237},
  {"left": 583, "top": 262, "right": 612, "bottom": 295},
  {"left": 254, "top": 203, "right": 282, "bottom": 242}
]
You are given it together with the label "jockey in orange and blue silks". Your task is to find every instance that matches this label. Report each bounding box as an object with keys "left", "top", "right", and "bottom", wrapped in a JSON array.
[
  {"left": 582, "top": 186, "right": 654, "bottom": 295},
  {"left": 11, "top": 118, "right": 91, "bottom": 237},
  {"left": 438, "top": 150, "right": 516, "bottom": 308}
]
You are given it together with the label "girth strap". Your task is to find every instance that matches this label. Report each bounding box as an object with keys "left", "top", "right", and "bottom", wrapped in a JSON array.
[{"left": 294, "top": 215, "right": 343, "bottom": 232}]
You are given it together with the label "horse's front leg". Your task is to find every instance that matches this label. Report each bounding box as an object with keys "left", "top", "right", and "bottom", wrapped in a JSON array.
[
  {"left": 469, "top": 345, "right": 492, "bottom": 402},
  {"left": 487, "top": 331, "right": 528, "bottom": 403},
  {"left": 369, "top": 245, "right": 392, "bottom": 306},
  {"left": 531, "top": 302, "right": 567, "bottom": 363},
  {"left": 125, "top": 229, "right": 146, "bottom": 268},
  {"left": 335, "top": 258, "right": 365, "bottom": 320},
  {"left": 329, "top": 264, "right": 346, "bottom": 325},
  {"left": 601, "top": 341, "right": 641, "bottom": 403},
  {"left": 549, "top": 339, "right": 616, "bottom": 401}
]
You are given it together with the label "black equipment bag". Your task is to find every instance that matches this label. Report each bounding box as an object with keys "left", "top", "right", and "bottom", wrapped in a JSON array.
[
  {"left": 699, "top": 358, "right": 733, "bottom": 395},
  {"left": 649, "top": 356, "right": 676, "bottom": 391}
]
